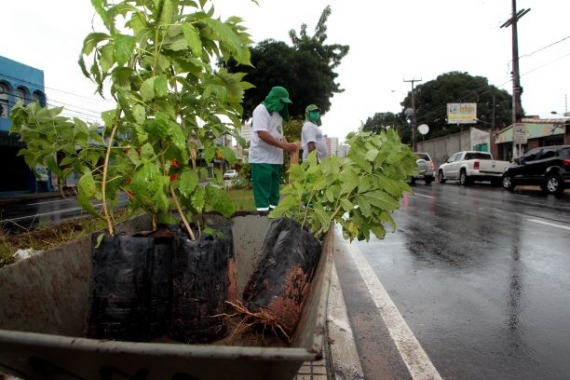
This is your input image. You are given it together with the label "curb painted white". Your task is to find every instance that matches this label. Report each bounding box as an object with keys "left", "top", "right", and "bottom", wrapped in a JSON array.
[{"left": 327, "top": 262, "right": 365, "bottom": 380}]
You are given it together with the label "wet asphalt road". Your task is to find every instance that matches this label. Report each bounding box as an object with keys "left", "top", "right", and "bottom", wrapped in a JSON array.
[
  {"left": 0, "top": 193, "right": 129, "bottom": 234},
  {"left": 335, "top": 183, "right": 570, "bottom": 380}
]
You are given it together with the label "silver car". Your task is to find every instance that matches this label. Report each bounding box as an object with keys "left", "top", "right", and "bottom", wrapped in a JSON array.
[
  {"left": 223, "top": 169, "right": 238, "bottom": 180},
  {"left": 411, "top": 152, "right": 435, "bottom": 185}
]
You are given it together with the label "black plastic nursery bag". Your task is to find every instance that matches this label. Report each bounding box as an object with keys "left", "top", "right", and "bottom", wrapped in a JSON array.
[
  {"left": 86, "top": 228, "right": 173, "bottom": 341},
  {"left": 243, "top": 218, "right": 322, "bottom": 339},
  {"left": 169, "top": 224, "right": 234, "bottom": 343}
]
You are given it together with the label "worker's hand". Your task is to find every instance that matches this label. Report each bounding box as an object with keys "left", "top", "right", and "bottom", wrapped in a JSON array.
[{"left": 282, "top": 142, "right": 299, "bottom": 153}]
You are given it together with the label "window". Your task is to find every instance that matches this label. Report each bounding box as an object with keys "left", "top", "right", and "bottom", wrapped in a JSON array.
[
  {"left": 465, "top": 152, "right": 491, "bottom": 160},
  {"left": 16, "top": 88, "right": 27, "bottom": 104},
  {"left": 0, "top": 83, "right": 9, "bottom": 117},
  {"left": 522, "top": 148, "right": 541, "bottom": 162},
  {"left": 539, "top": 149, "right": 556, "bottom": 160},
  {"left": 33, "top": 91, "right": 45, "bottom": 106},
  {"left": 416, "top": 152, "right": 431, "bottom": 161},
  {"left": 558, "top": 148, "right": 570, "bottom": 159}
]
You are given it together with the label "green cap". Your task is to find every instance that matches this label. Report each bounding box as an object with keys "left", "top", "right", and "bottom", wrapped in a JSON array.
[
  {"left": 305, "top": 104, "right": 320, "bottom": 113},
  {"left": 262, "top": 86, "right": 292, "bottom": 121},
  {"left": 305, "top": 104, "right": 322, "bottom": 126},
  {"left": 268, "top": 86, "right": 292, "bottom": 104}
]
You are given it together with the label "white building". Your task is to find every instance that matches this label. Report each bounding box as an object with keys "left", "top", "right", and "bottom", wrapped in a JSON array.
[
  {"left": 239, "top": 122, "right": 253, "bottom": 145},
  {"left": 326, "top": 136, "right": 339, "bottom": 156}
]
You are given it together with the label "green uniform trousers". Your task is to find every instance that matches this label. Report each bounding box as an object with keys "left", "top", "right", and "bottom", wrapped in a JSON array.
[{"left": 251, "top": 163, "right": 281, "bottom": 211}]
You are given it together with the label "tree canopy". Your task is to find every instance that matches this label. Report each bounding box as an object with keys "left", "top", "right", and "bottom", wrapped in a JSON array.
[
  {"left": 362, "top": 112, "right": 407, "bottom": 136},
  {"left": 372, "top": 72, "right": 515, "bottom": 142},
  {"left": 225, "top": 6, "right": 349, "bottom": 121}
]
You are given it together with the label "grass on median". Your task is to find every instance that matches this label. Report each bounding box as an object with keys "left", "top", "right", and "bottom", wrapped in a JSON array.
[{"left": 0, "top": 188, "right": 255, "bottom": 268}]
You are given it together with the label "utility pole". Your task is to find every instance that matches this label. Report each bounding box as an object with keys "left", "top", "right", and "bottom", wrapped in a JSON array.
[
  {"left": 491, "top": 95, "right": 497, "bottom": 132},
  {"left": 403, "top": 78, "right": 422, "bottom": 151},
  {"left": 501, "top": 0, "right": 530, "bottom": 159}
]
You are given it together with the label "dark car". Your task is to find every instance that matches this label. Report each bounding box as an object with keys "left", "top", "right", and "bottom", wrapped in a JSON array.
[{"left": 502, "top": 145, "right": 570, "bottom": 195}]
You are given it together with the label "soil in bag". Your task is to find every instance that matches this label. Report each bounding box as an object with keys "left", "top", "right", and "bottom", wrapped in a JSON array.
[
  {"left": 86, "top": 227, "right": 174, "bottom": 341},
  {"left": 242, "top": 218, "right": 322, "bottom": 341},
  {"left": 169, "top": 223, "right": 234, "bottom": 343}
]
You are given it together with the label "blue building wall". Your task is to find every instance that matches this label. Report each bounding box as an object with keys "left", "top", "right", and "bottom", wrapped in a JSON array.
[{"left": 0, "top": 55, "right": 49, "bottom": 196}]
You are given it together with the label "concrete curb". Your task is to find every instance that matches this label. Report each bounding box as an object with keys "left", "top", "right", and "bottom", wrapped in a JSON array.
[{"left": 327, "top": 262, "right": 365, "bottom": 380}]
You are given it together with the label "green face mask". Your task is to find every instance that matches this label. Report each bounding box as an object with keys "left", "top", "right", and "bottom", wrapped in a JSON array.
[{"left": 309, "top": 110, "right": 320, "bottom": 122}]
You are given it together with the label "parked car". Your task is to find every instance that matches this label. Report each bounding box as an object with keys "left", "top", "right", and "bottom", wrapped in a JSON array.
[
  {"left": 223, "top": 169, "right": 238, "bottom": 180},
  {"left": 411, "top": 152, "right": 435, "bottom": 184},
  {"left": 502, "top": 145, "right": 570, "bottom": 195},
  {"left": 438, "top": 151, "right": 509, "bottom": 186},
  {"left": 417, "top": 152, "right": 436, "bottom": 176}
]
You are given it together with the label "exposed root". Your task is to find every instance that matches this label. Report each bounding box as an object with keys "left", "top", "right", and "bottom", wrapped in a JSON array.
[{"left": 216, "top": 300, "right": 292, "bottom": 344}]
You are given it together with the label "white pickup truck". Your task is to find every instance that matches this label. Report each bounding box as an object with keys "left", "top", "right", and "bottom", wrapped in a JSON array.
[{"left": 437, "top": 151, "right": 510, "bottom": 186}]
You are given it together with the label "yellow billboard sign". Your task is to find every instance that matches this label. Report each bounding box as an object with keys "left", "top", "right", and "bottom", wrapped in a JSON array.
[{"left": 447, "top": 103, "right": 477, "bottom": 124}]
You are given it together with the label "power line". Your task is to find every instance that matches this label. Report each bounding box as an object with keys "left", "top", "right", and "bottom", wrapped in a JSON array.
[
  {"left": 520, "top": 50, "right": 570, "bottom": 77},
  {"left": 2, "top": 90, "right": 106, "bottom": 122},
  {"left": 0, "top": 71, "right": 114, "bottom": 106},
  {"left": 407, "top": 24, "right": 570, "bottom": 129},
  {"left": 1, "top": 71, "right": 114, "bottom": 122},
  {"left": 519, "top": 34, "right": 570, "bottom": 60}
]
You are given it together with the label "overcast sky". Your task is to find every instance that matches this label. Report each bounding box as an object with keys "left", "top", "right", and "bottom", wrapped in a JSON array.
[{"left": 3, "top": 1, "right": 569, "bottom": 142}]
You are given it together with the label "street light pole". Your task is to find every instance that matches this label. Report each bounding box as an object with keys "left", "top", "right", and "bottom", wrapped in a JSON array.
[{"left": 404, "top": 78, "right": 422, "bottom": 151}]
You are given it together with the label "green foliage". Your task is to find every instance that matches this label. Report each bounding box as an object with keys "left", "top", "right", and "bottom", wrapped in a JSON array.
[
  {"left": 10, "top": 0, "right": 255, "bottom": 238},
  {"left": 391, "top": 71, "right": 514, "bottom": 142},
  {"left": 362, "top": 112, "right": 407, "bottom": 137},
  {"left": 239, "top": 162, "right": 252, "bottom": 184},
  {"left": 225, "top": 6, "right": 349, "bottom": 121},
  {"left": 283, "top": 118, "right": 303, "bottom": 144},
  {"left": 0, "top": 245, "right": 16, "bottom": 268},
  {"left": 271, "top": 129, "right": 418, "bottom": 242},
  {"left": 10, "top": 103, "right": 112, "bottom": 220}
]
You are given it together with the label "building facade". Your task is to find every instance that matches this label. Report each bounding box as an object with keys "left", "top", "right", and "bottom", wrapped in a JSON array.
[
  {"left": 0, "top": 56, "right": 48, "bottom": 196},
  {"left": 416, "top": 119, "right": 570, "bottom": 168},
  {"left": 494, "top": 118, "right": 570, "bottom": 161},
  {"left": 416, "top": 127, "right": 492, "bottom": 169}
]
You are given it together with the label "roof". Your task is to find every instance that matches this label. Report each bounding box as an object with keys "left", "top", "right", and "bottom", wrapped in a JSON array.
[
  {"left": 521, "top": 117, "right": 570, "bottom": 124},
  {"left": 495, "top": 120, "right": 568, "bottom": 144}
]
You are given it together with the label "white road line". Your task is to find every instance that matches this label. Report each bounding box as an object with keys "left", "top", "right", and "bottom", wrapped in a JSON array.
[
  {"left": 2, "top": 201, "right": 129, "bottom": 224},
  {"left": 412, "top": 193, "right": 435, "bottom": 200},
  {"left": 527, "top": 218, "right": 570, "bottom": 231},
  {"left": 2, "top": 206, "right": 88, "bottom": 222},
  {"left": 343, "top": 239, "right": 443, "bottom": 380},
  {"left": 28, "top": 199, "right": 70, "bottom": 206}
]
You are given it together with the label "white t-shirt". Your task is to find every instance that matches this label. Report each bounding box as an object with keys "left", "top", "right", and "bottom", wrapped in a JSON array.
[
  {"left": 301, "top": 121, "right": 328, "bottom": 162},
  {"left": 249, "top": 104, "right": 285, "bottom": 164}
]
